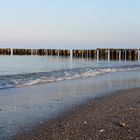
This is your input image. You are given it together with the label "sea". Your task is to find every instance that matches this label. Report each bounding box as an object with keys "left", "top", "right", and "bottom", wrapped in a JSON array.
[{"left": 0, "top": 55, "right": 140, "bottom": 139}]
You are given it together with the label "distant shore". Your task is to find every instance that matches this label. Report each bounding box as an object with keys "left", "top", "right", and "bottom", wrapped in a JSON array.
[{"left": 12, "top": 87, "right": 140, "bottom": 140}]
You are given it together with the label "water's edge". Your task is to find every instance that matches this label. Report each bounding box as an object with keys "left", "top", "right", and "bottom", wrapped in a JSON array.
[{"left": 0, "top": 70, "right": 140, "bottom": 139}]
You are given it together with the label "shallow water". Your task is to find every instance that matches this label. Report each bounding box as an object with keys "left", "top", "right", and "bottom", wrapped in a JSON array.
[
  {"left": 0, "top": 56, "right": 139, "bottom": 89},
  {"left": 0, "top": 56, "right": 140, "bottom": 139},
  {"left": 0, "top": 55, "right": 139, "bottom": 76}
]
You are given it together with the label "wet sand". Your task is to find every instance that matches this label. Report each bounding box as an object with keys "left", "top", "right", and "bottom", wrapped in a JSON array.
[{"left": 12, "top": 88, "right": 140, "bottom": 140}]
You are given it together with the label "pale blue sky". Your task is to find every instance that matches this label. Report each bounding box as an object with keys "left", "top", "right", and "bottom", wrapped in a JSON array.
[{"left": 0, "top": 0, "right": 140, "bottom": 49}]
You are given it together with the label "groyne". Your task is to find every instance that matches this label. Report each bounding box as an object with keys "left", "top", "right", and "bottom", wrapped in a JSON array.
[
  {"left": 0, "top": 48, "right": 139, "bottom": 61},
  {"left": 0, "top": 48, "right": 11, "bottom": 55}
]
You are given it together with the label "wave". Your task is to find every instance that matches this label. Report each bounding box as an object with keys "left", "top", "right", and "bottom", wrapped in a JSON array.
[{"left": 0, "top": 64, "right": 140, "bottom": 90}]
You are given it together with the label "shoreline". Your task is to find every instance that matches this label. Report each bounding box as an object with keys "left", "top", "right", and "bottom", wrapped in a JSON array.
[{"left": 12, "top": 87, "right": 140, "bottom": 140}]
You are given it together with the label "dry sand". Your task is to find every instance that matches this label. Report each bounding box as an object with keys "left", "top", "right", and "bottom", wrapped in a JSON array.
[{"left": 12, "top": 88, "right": 140, "bottom": 140}]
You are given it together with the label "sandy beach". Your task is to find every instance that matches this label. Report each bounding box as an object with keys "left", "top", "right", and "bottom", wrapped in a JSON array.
[{"left": 12, "top": 87, "right": 140, "bottom": 140}]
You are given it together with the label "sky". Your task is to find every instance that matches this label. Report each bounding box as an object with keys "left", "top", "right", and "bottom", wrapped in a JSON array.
[{"left": 0, "top": 0, "right": 140, "bottom": 49}]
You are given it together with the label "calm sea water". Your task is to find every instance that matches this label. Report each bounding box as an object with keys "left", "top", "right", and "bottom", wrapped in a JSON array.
[{"left": 0, "top": 55, "right": 140, "bottom": 139}]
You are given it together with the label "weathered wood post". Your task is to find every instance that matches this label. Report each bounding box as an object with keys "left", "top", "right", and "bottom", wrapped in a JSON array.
[
  {"left": 126, "top": 49, "right": 132, "bottom": 61},
  {"left": 108, "top": 49, "right": 110, "bottom": 61},
  {"left": 97, "top": 49, "right": 99, "bottom": 61},
  {"left": 82, "top": 50, "right": 88, "bottom": 58},
  {"left": 91, "top": 50, "right": 97, "bottom": 59},
  {"left": 120, "top": 49, "right": 125, "bottom": 60},
  {"left": 72, "top": 50, "right": 76, "bottom": 57},
  {"left": 110, "top": 49, "right": 114, "bottom": 60},
  {"left": 131, "top": 49, "right": 138, "bottom": 61},
  {"left": 119, "top": 50, "right": 121, "bottom": 60},
  {"left": 0, "top": 48, "right": 11, "bottom": 55},
  {"left": 99, "top": 49, "right": 108, "bottom": 60},
  {"left": 73, "top": 50, "right": 82, "bottom": 57},
  {"left": 115, "top": 49, "right": 119, "bottom": 60},
  {"left": 138, "top": 49, "right": 140, "bottom": 60}
]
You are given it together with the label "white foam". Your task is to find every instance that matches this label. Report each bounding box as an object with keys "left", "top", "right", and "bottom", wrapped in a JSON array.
[{"left": 1, "top": 65, "right": 140, "bottom": 89}]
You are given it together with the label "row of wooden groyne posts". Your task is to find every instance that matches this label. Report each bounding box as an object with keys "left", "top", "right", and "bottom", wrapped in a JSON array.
[{"left": 0, "top": 48, "right": 139, "bottom": 61}]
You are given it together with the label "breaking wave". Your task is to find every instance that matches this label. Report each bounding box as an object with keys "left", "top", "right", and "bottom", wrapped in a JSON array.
[{"left": 0, "top": 64, "right": 140, "bottom": 89}]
